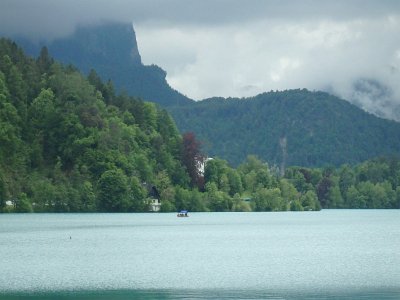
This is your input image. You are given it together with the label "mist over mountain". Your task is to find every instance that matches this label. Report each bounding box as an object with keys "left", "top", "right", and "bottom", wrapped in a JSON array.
[
  {"left": 9, "top": 22, "right": 400, "bottom": 168},
  {"left": 348, "top": 78, "right": 400, "bottom": 120},
  {"left": 15, "top": 22, "right": 193, "bottom": 107}
]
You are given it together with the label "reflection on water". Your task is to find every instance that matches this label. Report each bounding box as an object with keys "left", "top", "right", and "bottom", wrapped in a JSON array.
[
  {"left": 2, "top": 288, "right": 400, "bottom": 300},
  {"left": 0, "top": 210, "right": 399, "bottom": 299}
]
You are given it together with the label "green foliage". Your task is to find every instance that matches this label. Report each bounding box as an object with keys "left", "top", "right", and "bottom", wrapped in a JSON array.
[
  {"left": 300, "top": 190, "right": 320, "bottom": 211},
  {"left": 160, "top": 200, "right": 176, "bottom": 212},
  {"left": 15, "top": 192, "right": 33, "bottom": 213},
  {"left": 80, "top": 181, "right": 96, "bottom": 212},
  {"left": 129, "top": 176, "right": 148, "bottom": 211},
  {"left": 232, "top": 194, "right": 252, "bottom": 212},
  {"left": 0, "top": 171, "right": 6, "bottom": 210},
  {"left": 205, "top": 182, "right": 232, "bottom": 212},
  {"left": 0, "top": 38, "right": 398, "bottom": 213},
  {"left": 169, "top": 90, "right": 400, "bottom": 168},
  {"left": 98, "top": 169, "right": 130, "bottom": 212},
  {"left": 19, "top": 23, "right": 193, "bottom": 107},
  {"left": 290, "top": 200, "right": 304, "bottom": 211},
  {"left": 254, "top": 188, "right": 283, "bottom": 211},
  {"left": 0, "top": 38, "right": 190, "bottom": 213},
  {"left": 285, "top": 156, "right": 400, "bottom": 209}
]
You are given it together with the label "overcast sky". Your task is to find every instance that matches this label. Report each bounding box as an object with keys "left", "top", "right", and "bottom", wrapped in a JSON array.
[{"left": 1, "top": 0, "right": 400, "bottom": 119}]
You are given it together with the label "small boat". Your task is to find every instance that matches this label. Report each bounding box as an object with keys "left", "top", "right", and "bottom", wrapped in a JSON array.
[{"left": 177, "top": 210, "right": 189, "bottom": 217}]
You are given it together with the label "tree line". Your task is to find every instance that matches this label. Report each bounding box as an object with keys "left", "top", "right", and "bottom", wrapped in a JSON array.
[
  {"left": 0, "top": 39, "right": 191, "bottom": 212},
  {"left": 0, "top": 39, "right": 399, "bottom": 213},
  {"left": 168, "top": 90, "right": 400, "bottom": 167}
]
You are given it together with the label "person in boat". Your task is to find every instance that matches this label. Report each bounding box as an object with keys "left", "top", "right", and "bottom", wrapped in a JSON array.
[{"left": 177, "top": 210, "right": 189, "bottom": 217}]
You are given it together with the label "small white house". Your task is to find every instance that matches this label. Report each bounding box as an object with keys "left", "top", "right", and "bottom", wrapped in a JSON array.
[
  {"left": 143, "top": 183, "right": 161, "bottom": 212},
  {"left": 149, "top": 198, "right": 161, "bottom": 212}
]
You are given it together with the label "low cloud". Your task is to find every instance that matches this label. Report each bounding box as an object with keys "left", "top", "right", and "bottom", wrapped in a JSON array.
[
  {"left": 137, "top": 14, "right": 400, "bottom": 120},
  {"left": 1, "top": 0, "right": 400, "bottom": 119}
]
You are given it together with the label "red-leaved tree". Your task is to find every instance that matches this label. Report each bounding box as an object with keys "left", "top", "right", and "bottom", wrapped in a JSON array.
[{"left": 182, "top": 132, "right": 204, "bottom": 190}]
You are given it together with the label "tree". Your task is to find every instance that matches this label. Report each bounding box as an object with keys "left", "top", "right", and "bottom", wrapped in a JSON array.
[
  {"left": 134, "top": 153, "right": 153, "bottom": 182},
  {"left": 80, "top": 181, "right": 96, "bottom": 212},
  {"left": 188, "top": 189, "right": 207, "bottom": 212},
  {"left": 290, "top": 199, "right": 304, "bottom": 211},
  {"left": 160, "top": 199, "right": 176, "bottom": 212},
  {"left": 37, "top": 46, "right": 53, "bottom": 73},
  {"left": 29, "top": 88, "right": 56, "bottom": 129},
  {"left": 327, "top": 186, "right": 344, "bottom": 208},
  {"left": 242, "top": 170, "right": 258, "bottom": 192},
  {"left": 7, "top": 65, "right": 28, "bottom": 121},
  {"left": 87, "top": 69, "right": 103, "bottom": 92},
  {"left": 357, "top": 181, "right": 388, "bottom": 209},
  {"left": 232, "top": 193, "right": 251, "bottom": 212},
  {"left": 345, "top": 186, "right": 366, "bottom": 208},
  {"left": 254, "top": 188, "right": 283, "bottom": 211},
  {"left": 300, "top": 190, "right": 320, "bottom": 211},
  {"left": 142, "top": 102, "right": 157, "bottom": 131},
  {"left": 0, "top": 172, "right": 6, "bottom": 211},
  {"left": 174, "top": 186, "right": 190, "bottom": 211},
  {"left": 156, "top": 171, "right": 176, "bottom": 206},
  {"left": 227, "top": 169, "right": 243, "bottom": 196},
  {"left": 206, "top": 182, "right": 231, "bottom": 212},
  {"left": 182, "top": 132, "right": 204, "bottom": 189},
  {"left": 0, "top": 81, "right": 22, "bottom": 161},
  {"left": 280, "top": 179, "right": 299, "bottom": 210},
  {"left": 395, "top": 187, "right": 400, "bottom": 209},
  {"left": 339, "top": 165, "right": 355, "bottom": 198},
  {"left": 29, "top": 178, "right": 58, "bottom": 212},
  {"left": 15, "top": 192, "right": 33, "bottom": 213},
  {"left": 316, "top": 176, "right": 333, "bottom": 208},
  {"left": 291, "top": 170, "right": 309, "bottom": 193},
  {"left": 129, "top": 176, "right": 148, "bottom": 211},
  {"left": 98, "top": 169, "right": 130, "bottom": 212}
]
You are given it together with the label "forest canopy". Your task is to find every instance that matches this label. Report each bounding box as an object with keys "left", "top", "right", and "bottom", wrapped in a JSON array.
[{"left": 0, "top": 39, "right": 399, "bottom": 213}]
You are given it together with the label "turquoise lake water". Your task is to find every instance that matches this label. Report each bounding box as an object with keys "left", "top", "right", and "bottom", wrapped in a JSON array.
[{"left": 0, "top": 210, "right": 399, "bottom": 299}]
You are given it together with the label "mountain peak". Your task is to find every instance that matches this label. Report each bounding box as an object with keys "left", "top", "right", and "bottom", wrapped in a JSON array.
[
  {"left": 48, "top": 21, "right": 142, "bottom": 72},
  {"left": 14, "top": 22, "right": 193, "bottom": 106}
]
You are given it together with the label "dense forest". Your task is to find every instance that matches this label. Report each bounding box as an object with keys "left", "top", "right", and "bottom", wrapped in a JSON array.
[
  {"left": 0, "top": 38, "right": 191, "bottom": 213},
  {"left": 169, "top": 91, "right": 400, "bottom": 167},
  {"left": 15, "top": 22, "right": 400, "bottom": 169},
  {"left": 0, "top": 39, "right": 399, "bottom": 213},
  {"left": 202, "top": 155, "right": 400, "bottom": 211},
  {"left": 16, "top": 22, "right": 193, "bottom": 107}
]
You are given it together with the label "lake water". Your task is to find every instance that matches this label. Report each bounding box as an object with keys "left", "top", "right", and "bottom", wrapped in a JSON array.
[{"left": 0, "top": 210, "right": 399, "bottom": 299}]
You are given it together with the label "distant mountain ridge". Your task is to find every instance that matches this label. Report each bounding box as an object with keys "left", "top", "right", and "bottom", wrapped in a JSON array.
[
  {"left": 10, "top": 22, "right": 400, "bottom": 167},
  {"left": 168, "top": 89, "right": 400, "bottom": 167}
]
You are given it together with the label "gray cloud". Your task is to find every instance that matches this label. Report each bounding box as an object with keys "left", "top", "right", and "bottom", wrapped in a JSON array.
[
  {"left": 1, "top": 0, "right": 400, "bottom": 120},
  {"left": 1, "top": 0, "right": 399, "bottom": 39}
]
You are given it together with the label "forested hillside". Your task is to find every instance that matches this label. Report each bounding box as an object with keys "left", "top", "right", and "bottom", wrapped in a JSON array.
[
  {"left": 14, "top": 22, "right": 400, "bottom": 169},
  {"left": 0, "top": 39, "right": 399, "bottom": 213},
  {"left": 0, "top": 38, "right": 192, "bottom": 212},
  {"left": 16, "top": 22, "right": 193, "bottom": 107},
  {"left": 169, "top": 91, "right": 400, "bottom": 167}
]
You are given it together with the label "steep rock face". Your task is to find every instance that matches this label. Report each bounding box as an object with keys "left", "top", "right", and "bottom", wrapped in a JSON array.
[
  {"left": 49, "top": 22, "right": 142, "bottom": 70},
  {"left": 15, "top": 22, "right": 193, "bottom": 107}
]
